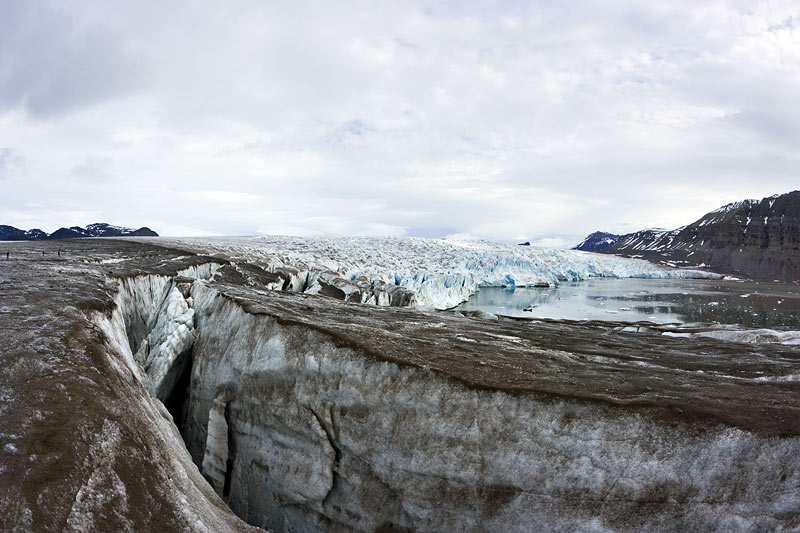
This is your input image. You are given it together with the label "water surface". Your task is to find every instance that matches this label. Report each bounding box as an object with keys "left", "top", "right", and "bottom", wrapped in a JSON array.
[{"left": 456, "top": 278, "right": 800, "bottom": 327}]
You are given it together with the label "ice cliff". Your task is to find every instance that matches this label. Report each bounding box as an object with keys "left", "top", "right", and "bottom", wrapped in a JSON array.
[
  {"left": 175, "top": 280, "right": 800, "bottom": 531},
  {"left": 0, "top": 243, "right": 256, "bottom": 532},
  {"left": 159, "top": 236, "right": 720, "bottom": 310}
]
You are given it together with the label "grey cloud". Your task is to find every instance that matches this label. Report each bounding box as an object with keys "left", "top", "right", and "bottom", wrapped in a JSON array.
[
  {"left": 0, "top": 148, "right": 24, "bottom": 180},
  {"left": 767, "top": 16, "right": 795, "bottom": 32},
  {"left": 722, "top": 108, "right": 800, "bottom": 146},
  {"left": 70, "top": 157, "right": 112, "bottom": 183},
  {"left": 0, "top": 2, "right": 148, "bottom": 117},
  {"left": 0, "top": 1, "right": 798, "bottom": 242}
]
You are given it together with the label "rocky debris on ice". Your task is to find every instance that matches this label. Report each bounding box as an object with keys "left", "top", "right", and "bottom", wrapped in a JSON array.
[
  {"left": 4, "top": 238, "right": 799, "bottom": 533},
  {"left": 661, "top": 326, "right": 800, "bottom": 346},
  {"left": 0, "top": 239, "right": 258, "bottom": 532}
]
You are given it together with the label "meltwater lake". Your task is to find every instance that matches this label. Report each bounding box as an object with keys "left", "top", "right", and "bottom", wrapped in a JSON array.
[{"left": 456, "top": 278, "right": 800, "bottom": 327}]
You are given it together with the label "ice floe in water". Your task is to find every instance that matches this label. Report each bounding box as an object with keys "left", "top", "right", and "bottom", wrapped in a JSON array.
[{"left": 159, "top": 236, "right": 720, "bottom": 309}]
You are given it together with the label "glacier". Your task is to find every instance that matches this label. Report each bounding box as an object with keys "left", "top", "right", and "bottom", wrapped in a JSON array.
[
  {"left": 157, "top": 236, "right": 721, "bottom": 310},
  {"left": 2, "top": 238, "right": 797, "bottom": 532}
]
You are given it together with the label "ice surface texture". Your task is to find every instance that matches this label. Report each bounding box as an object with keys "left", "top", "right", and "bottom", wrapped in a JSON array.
[
  {"left": 180, "top": 280, "right": 800, "bottom": 531},
  {"left": 160, "top": 236, "right": 719, "bottom": 310},
  {"left": 4, "top": 238, "right": 796, "bottom": 533},
  {"left": 0, "top": 241, "right": 256, "bottom": 532}
]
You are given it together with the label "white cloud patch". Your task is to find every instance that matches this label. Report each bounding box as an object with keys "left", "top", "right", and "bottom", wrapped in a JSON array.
[{"left": 0, "top": 1, "right": 798, "bottom": 244}]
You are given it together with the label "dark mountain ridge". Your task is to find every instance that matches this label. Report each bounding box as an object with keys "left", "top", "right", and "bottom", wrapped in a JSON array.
[
  {"left": 576, "top": 191, "right": 800, "bottom": 282},
  {"left": 573, "top": 231, "right": 620, "bottom": 251},
  {"left": 0, "top": 223, "right": 158, "bottom": 241}
]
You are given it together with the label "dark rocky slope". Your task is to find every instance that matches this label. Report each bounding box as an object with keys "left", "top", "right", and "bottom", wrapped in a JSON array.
[
  {"left": 578, "top": 191, "right": 800, "bottom": 281},
  {"left": 572, "top": 231, "right": 620, "bottom": 251},
  {"left": 0, "top": 222, "right": 157, "bottom": 241}
]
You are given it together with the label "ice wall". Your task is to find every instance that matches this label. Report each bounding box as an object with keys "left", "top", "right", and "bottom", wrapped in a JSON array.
[
  {"left": 160, "top": 236, "right": 721, "bottom": 309},
  {"left": 82, "top": 277, "right": 258, "bottom": 532},
  {"left": 175, "top": 281, "right": 799, "bottom": 532},
  {"left": 95, "top": 253, "right": 796, "bottom": 532},
  {"left": 105, "top": 264, "right": 220, "bottom": 404}
]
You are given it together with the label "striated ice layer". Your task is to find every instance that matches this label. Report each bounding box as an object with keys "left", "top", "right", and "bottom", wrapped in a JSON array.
[
  {"left": 133, "top": 285, "right": 197, "bottom": 402},
  {"left": 106, "top": 265, "right": 220, "bottom": 404},
  {"left": 158, "top": 236, "right": 720, "bottom": 310},
  {"left": 663, "top": 327, "right": 800, "bottom": 346},
  {"left": 180, "top": 281, "right": 800, "bottom": 532}
]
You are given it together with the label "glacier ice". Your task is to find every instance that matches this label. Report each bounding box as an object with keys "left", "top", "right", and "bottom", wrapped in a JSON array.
[
  {"left": 158, "top": 236, "right": 721, "bottom": 310},
  {"left": 7, "top": 237, "right": 792, "bottom": 532}
]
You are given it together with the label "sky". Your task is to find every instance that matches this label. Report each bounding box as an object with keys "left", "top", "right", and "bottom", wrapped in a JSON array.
[{"left": 1, "top": 1, "right": 799, "bottom": 247}]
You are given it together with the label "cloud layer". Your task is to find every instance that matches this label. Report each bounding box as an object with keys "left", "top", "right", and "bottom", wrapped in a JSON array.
[{"left": 1, "top": 1, "right": 798, "bottom": 245}]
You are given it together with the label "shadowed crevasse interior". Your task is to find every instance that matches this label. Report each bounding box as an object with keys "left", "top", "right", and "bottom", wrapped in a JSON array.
[{"left": 105, "top": 264, "right": 800, "bottom": 533}]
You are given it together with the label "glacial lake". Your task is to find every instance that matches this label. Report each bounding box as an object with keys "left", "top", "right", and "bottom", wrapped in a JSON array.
[{"left": 456, "top": 278, "right": 800, "bottom": 327}]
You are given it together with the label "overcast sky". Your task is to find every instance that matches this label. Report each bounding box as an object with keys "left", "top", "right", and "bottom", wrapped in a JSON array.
[{"left": 1, "top": 1, "right": 798, "bottom": 247}]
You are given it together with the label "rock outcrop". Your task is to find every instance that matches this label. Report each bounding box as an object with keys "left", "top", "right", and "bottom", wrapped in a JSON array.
[{"left": 572, "top": 231, "right": 620, "bottom": 251}]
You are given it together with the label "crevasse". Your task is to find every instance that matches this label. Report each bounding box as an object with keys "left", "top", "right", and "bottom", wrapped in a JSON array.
[{"left": 93, "top": 262, "right": 800, "bottom": 532}]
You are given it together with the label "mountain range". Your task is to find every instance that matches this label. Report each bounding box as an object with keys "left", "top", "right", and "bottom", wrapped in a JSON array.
[
  {"left": 0, "top": 223, "right": 158, "bottom": 241},
  {"left": 574, "top": 190, "right": 800, "bottom": 282}
]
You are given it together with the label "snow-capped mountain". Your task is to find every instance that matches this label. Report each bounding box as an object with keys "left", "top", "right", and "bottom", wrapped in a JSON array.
[
  {"left": 0, "top": 223, "right": 158, "bottom": 241},
  {"left": 581, "top": 191, "right": 800, "bottom": 281},
  {"left": 0, "top": 226, "right": 47, "bottom": 241},
  {"left": 572, "top": 231, "right": 620, "bottom": 251}
]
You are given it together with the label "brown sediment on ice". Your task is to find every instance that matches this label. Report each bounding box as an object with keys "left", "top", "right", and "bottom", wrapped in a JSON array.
[{"left": 1, "top": 239, "right": 799, "bottom": 532}]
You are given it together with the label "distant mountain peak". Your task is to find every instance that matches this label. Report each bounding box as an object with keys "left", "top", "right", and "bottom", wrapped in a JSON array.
[
  {"left": 575, "top": 190, "right": 800, "bottom": 281},
  {"left": 572, "top": 231, "right": 620, "bottom": 251},
  {"left": 0, "top": 223, "right": 158, "bottom": 241}
]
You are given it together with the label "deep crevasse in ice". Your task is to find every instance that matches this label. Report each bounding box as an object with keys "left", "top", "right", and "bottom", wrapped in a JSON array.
[
  {"left": 101, "top": 263, "right": 222, "bottom": 402},
  {"left": 133, "top": 284, "right": 196, "bottom": 402},
  {"left": 159, "top": 236, "right": 719, "bottom": 309}
]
